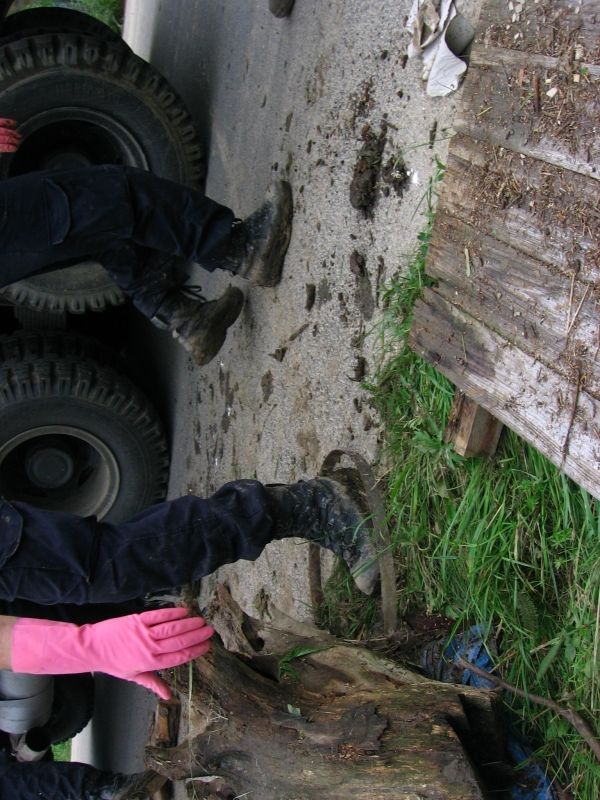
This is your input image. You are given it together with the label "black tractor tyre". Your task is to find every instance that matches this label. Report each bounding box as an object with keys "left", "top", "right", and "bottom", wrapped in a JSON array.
[
  {"left": 0, "top": 260, "right": 127, "bottom": 314},
  {"left": 46, "top": 674, "right": 95, "bottom": 745},
  {"left": 0, "top": 7, "right": 123, "bottom": 45},
  {"left": 0, "top": 32, "right": 205, "bottom": 313},
  {"left": 0, "top": 329, "right": 123, "bottom": 370},
  {"left": 0, "top": 354, "right": 169, "bottom": 522}
]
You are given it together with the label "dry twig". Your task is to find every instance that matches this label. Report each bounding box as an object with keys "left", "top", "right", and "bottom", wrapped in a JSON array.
[{"left": 456, "top": 657, "right": 600, "bottom": 763}]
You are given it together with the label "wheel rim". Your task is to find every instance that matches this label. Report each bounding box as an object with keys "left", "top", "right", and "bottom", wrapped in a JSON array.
[
  {"left": 0, "top": 425, "right": 121, "bottom": 518},
  {"left": 9, "top": 106, "right": 149, "bottom": 174}
]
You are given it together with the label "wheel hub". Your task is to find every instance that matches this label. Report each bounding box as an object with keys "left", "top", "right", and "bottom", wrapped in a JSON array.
[
  {"left": 0, "top": 426, "right": 120, "bottom": 518},
  {"left": 25, "top": 444, "right": 75, "bottom": 490}
]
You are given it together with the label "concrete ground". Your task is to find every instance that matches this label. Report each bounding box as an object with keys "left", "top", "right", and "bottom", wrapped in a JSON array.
[
  {"left": 77, "top": 0, "right": 482, "bottom": 780},
  {"left": 124, "top": 0, "right": 480, "bottom": 621}
]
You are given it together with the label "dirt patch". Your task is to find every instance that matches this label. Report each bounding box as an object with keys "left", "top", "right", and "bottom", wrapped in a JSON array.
[
  {"left": 305, "top": 283, "right": 316, "bottom": 311},
  {"left": 460, "top": 141, "right": 599, "bottom": 279},
  {"left": 316, "top": 276, "right": 332, "bottom": 305},
  {"left": 261, "top": 370, "right": 273, "bottom": 403},
  {"left": 510, "top": 64, "right": 598, "bottom": 156},
  {"left": 349, "top": 250, "right": 375, "bottom": 320},
  {"left": 219, "top": 369, "right": 237, "bottom": 433},
  {"left": 296, "top": 425, "right": 321, "bottom": 466},
  {"left": 349, "top": 76, "right": 375, "bottom": 127},
  {"left": 381, "top": 151, "right": 409, "bottom": 199},
  {"left": 349, "top": 122, "right": 387, "bottom": 213}
]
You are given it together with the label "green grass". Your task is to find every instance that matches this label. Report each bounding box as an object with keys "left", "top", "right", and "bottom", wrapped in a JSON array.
[
  {"left": 74, "top": 0, "right": 122, "bottom": 29},
  {"left": 18, "top": 0, "right": 123, "bottom": 30},
  {"left": 321, "top": 159, "right": 600, "bottom": 798},
  {"left": 51, "top": 740, "right": 71, "bottom": 761},
  {"left": 278, "top": 644, "right": 331, "bottom": 681}
]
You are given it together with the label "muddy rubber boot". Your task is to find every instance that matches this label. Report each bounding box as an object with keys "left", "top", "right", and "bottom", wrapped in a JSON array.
[
  {"left": 266, "top": 477, "right": 380, "bottom": 595},
  {"left": 269, "top": 0, "right": 295, "bottom": 17},
  {"left": 152, "top": 286, "right": 244, "bottom": 366},
  {"left": 109, "top": 770, "right": 167, "bottom": 800},
  {"left": 226, "top": 181, "right": 293, "bottom": 287}
]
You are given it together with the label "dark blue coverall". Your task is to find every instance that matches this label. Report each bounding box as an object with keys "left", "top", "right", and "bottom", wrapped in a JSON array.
[
  {"left": 0, "top": 164, "right": 236, "bottom": 316},
  {"left": 0, "top": 166, "right": 276, "bottom": 797},
  {"left": 0, "top": 739, "right": 121, "bottom": 800},
  {"left": 0, "top": 480, "right": 285, "bottom": 799}
]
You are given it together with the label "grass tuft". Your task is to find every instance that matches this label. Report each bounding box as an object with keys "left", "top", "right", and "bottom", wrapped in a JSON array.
[{"left": 18, "top": 0, "right": 123, "bottom": 31}]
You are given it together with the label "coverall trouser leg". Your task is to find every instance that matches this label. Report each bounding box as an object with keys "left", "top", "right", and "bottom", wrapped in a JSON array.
[
  {"left": 0, "top": 759, "right": 128, "bottom": 800},
  {"left": 0, "top": 480, "right": 280, "bottom": 606},
  {"left": 0, "top": 166, "right": 236, "bottom": 315}
]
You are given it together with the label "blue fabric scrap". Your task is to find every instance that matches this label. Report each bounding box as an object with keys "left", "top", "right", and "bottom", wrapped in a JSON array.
[{"left": 420, "top": 624, "right": 559, "bottom": 800}]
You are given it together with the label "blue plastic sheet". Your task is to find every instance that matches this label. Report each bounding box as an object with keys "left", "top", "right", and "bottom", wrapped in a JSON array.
[{"left": 420, "top": 624, "right": 559, "bottom": 800}]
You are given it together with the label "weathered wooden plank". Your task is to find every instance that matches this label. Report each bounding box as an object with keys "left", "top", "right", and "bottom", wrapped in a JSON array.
[
  {"left": 409, "top": 289, "right": 600, "bottom": 500},
  {"left": 469, "top": 45, "right": 600, "bottom": 79},
  {"left": 439, "top": 134, "right": 600, "bottom": 283},
  {"left": 425, "top": 212, "right": 600, "bottom": 398},
  {"left": 476, "top": 0, "right": 600, "bottom": 59},
  {"left": 454, "top": 44, "right": 599, "bottom": 178},
  {"left": 444, "top": 391, "right": 504, "bottom": 458}
]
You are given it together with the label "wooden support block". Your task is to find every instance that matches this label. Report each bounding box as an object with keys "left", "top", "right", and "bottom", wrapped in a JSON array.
[
  {"left": 149, "top": 698, "right": 181, "bottom": 748},
  {"left": 444, "top": 391, "right": 504, "bottom": 458}
]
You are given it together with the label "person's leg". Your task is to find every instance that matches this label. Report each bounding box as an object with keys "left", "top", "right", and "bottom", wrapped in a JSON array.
[
  {"left": 0, "top": 164, "right": 289, "bottom": 283},
  {"left": 0, "top": 483, "right": 279, "bottom": 605},
  {"left": 0, "top": 165, "right": 291, "bottom": 346},
  {"left": 99, "top": 243, "right": 245, "bottom": 366},
  {"left": 123, "top": 167, "right": 293, "bottom": 287},
  {"left": 90, "top": 168, "right": 291, "bottom": 364},
  {"left": 96, "top": 244, "right": 182, "bottom": 318},
  {"left": 0, "top": 169, "right": 111, "bottom": 286},
  {"left": 0, "top": 478, "right": 378, "bottom": 607},
  {"left": 123, "top": 167, "right": 234, "bottom": 266}
]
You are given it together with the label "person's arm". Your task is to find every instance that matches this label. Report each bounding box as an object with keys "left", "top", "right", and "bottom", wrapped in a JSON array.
[
  {"left": 5, "top": 608, "right": 213, "bottom": 699},
  {"left": 0, "top": 118, "right": 21, "bottom": 152}
]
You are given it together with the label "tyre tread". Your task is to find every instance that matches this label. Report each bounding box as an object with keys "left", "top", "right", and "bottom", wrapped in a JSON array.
[
  {"left": 0, "top": 32, "right": 205, "bottom": 186},
  {"left": 0, "top": 355, "right": 169, "bottom": 509}
]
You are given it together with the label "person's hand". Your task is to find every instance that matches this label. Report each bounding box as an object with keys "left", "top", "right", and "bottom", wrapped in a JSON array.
[
  {"left": 11, "top": 607, "right": 214, "bottom": 700},
  {"left": 0, "top": 118, "right": 21, "bottom": 153}
]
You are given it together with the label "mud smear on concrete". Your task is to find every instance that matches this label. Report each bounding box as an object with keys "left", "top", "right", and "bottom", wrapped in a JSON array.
[
  {"left": 270, "top": 347, "right": 287, "bottom": 362},
  {"left": 351, "top": 355, "right": 367, "bottom": 382},
  {"left": 296, "top": 424, "right": 321, "bottom": 469},
  {"left": 350, "top": 76, "right": 375, "bottom": 127},
  {"left": 317, "top": 277, "right": 332, "bottom": 306},
  {"left": 219, "top": 368, "right": 237, "bottom": 433},
  {"left": 193, "top": 418, "right": 202, "bottom": 455},
  {"left": 349, "top": 250, "right": 375, "bottom": 320},
  {"left": 349, "top": 122, "right": 387, "bottom": 213},
  {"left": 261, "top": 370, "right": 274, "bottom": 403}
]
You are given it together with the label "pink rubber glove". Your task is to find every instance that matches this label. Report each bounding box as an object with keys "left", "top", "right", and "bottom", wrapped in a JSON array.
[
  {"left": 0, "top": 118, "right": 21, "bottom": 152},
  {"left": 11, "top": 608, "right": 213, "bottom": 700}
]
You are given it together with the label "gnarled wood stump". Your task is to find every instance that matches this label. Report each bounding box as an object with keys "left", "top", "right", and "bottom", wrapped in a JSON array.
[{"left": 146, "top": 587, "right": 506, "bottom": 799}]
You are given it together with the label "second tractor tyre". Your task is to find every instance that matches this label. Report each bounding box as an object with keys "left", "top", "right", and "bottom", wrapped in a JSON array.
[{"left": 0, "top": 32, "right": 204, "bottom": 312}]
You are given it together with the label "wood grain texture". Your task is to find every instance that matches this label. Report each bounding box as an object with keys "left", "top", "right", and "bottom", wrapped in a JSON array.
[
  {"left": 410, "top": 290, "right": 600, "bottom": 498},
  {"left": 408, "top": 0, "right": 600, "bottom": 496}
]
